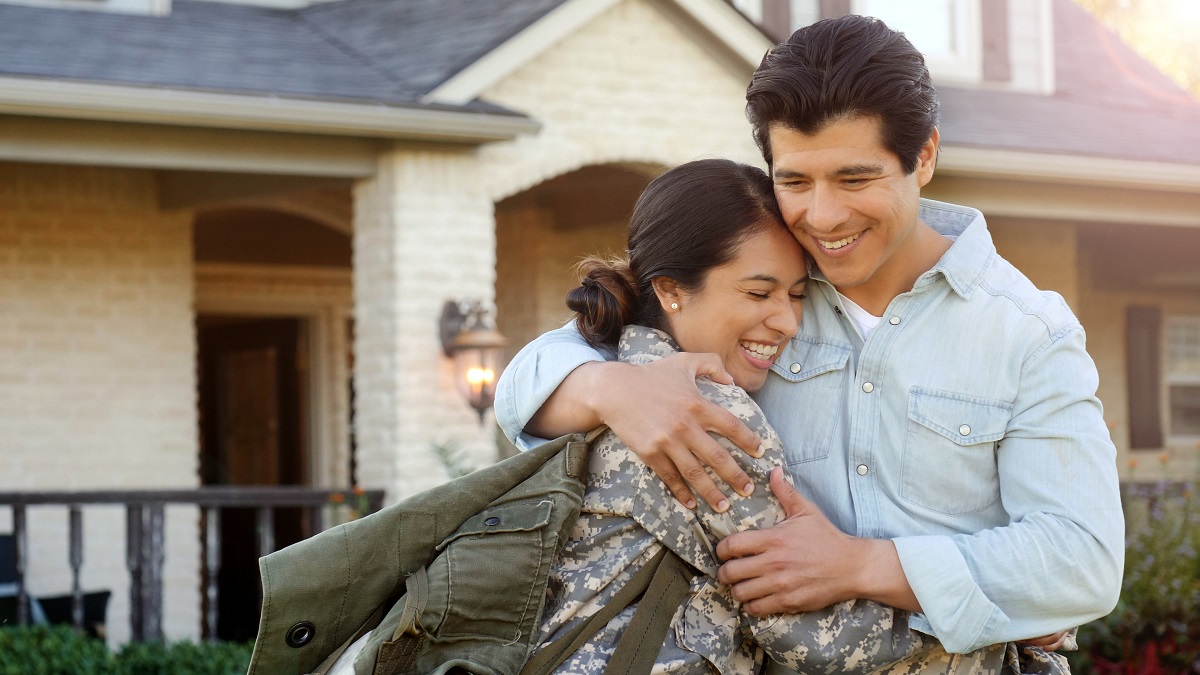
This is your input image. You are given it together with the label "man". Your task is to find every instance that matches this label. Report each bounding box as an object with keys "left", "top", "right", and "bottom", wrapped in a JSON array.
[{"left": 495, "top": 14, "right": 1123, "bottom": 659}]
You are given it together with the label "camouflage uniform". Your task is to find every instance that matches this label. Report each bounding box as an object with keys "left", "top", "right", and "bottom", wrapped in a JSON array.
[{"left": 533, "top": 326, "right": 1070, "bottom": 675}]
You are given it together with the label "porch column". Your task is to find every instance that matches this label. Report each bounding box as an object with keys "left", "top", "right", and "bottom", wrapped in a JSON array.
[{"left": 352, "top": 149, "right": 499, "bottom": 500}]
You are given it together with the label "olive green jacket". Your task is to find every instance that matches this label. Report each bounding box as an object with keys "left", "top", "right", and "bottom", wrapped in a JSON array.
[{"left": 246, "top": 432, "right": 591, "bottom": 675}]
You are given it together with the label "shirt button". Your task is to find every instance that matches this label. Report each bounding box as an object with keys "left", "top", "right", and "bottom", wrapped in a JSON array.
[
  {"left": 889, "top": 316, "right": 901, "bottom": 325},
  {"left": 862, "top": 382, "right": 874, "bottom": 393},
  {"left": 856, "top": 464, "right": 869, "bottom": 476},
  {"left": 789, "top": 363, "right": 801, "bottom": 374},
  {"left": 959, "top": 424, "right": 971, "bottom": 436}
]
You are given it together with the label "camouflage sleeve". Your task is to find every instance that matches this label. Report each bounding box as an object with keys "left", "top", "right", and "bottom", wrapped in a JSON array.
[{"left": 689, "top": 379, "right": 936, "bottom": 673}]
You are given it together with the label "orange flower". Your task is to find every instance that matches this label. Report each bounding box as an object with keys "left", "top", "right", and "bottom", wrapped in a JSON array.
[
  {"left": 329, "top": 492, "right": 345, "bottom": 504},
  {"left": 1127, "top": 457, "right": 1139, "bottom": 470},
  {"left": 1157, "top": 452, "right": 1170, "bottom": 465},
  {"left": 353, "top": 485, "right": 365, "bottom": 496}
]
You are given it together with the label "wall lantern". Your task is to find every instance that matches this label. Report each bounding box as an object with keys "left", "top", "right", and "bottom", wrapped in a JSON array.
[{"left": 439, "top": 300, "right": 508, "bottom": 423}]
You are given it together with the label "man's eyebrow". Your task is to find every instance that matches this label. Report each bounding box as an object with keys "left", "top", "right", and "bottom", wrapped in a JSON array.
[
  {"left": 772, "top": 168, "right": 807, "bottom": 180},
  {"left": 834, "top": 163, "right": 885, "bottom": 177}
]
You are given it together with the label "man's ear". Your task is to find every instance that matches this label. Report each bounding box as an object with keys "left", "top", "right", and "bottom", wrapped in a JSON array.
[
  {"left": 915, "top": 127, "right": 939, "bottom": 187},
  {"left": 651, "top": 277, "right": 681, "bottom": 312}
]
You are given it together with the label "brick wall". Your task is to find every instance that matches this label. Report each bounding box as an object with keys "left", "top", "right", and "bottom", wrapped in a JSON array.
[{"left": 0, "top": 162, "right": 199, "bottom": 643}]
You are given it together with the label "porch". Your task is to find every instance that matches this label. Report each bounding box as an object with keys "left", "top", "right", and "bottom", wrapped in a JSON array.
[{"left": 0, "top": 487, "right": 383, "bottom": 642}]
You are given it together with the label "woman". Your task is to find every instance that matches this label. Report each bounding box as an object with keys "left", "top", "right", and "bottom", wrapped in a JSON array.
[{"left": 522, "top": 159, "right": 1068, "bottom": 674}]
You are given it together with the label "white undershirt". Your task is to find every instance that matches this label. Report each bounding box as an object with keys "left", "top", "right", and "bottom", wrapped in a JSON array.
[{"left": 837, "top": 292, "right": 883, "bottom": 341}]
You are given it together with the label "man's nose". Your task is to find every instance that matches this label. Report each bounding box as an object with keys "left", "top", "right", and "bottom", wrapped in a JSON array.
[{"left": 804, "top": 186, "right": 848, "bottom": 234}]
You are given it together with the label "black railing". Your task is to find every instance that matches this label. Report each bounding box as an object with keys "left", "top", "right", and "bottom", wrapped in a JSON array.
[{"left": 0, "top": 487, "right": 384, "bottom": 641}]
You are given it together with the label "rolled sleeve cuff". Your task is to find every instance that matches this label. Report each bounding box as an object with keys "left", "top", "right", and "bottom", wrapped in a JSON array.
[
  {"left": 495, "top": 333, "right": 611, "bottom": 450},
  {"left": 893, "top": 535, "right": 1008, "bottom": 654}
]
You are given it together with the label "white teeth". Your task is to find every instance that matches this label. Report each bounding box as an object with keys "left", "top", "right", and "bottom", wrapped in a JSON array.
[
  {"left": 740, "top": 341, "right": 778, "bottom": 358},
  {"left": 819, "top": 233, "right": 861, "bottom": 250}
]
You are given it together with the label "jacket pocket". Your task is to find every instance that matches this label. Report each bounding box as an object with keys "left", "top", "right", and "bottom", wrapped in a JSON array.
[
  {"left": 900, "top": 388, "right": 1010, "bottom": 515},
  {"left": 763, "top": 337, "right": 851, "bottom": 465},
  {"left": 420, "top": 498, "right": 556, "bottom": 642}
]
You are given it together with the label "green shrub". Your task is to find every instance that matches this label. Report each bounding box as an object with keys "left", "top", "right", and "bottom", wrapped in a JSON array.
[
  {"left": 0, "top": 625, "right": 252, "bottom": 675},
  {"left": 0, "top": 625, "right": 110, "bottom": 675},
  {"left": 114, "top": 639, "right": 251, "bottom": 675},
  {"left": 1069, "top": 480, "right": 1200, "bottom": 673}
]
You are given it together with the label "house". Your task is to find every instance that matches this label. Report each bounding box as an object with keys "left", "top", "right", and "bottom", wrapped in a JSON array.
[{"left": 1, "top": 0, "right": 1197, "bottom": 646}]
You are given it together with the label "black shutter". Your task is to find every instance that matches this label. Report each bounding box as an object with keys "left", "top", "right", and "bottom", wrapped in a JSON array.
[{"left": 1127, "top": 305, "right": 1164, "bottom": 449}]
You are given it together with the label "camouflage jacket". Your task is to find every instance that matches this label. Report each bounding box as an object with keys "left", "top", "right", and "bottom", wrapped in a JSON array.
[{"left": 533, "top": 326, "right": 1066, "bottom": 675}]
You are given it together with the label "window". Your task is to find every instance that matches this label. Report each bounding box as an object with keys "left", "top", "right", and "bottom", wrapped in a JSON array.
[
  {"left": 1166, "top": 316, "right": 1200, "bottom": 439},
  {"left": 853, "top": 0, "right": 983, "bottom": 84}
]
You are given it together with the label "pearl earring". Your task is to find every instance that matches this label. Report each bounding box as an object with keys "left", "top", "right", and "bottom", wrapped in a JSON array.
[{"left": 670, "top": 302, "right": 679, "bottom": 310}]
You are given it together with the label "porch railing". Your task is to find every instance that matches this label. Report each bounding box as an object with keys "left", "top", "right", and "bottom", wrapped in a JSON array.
[{"left": 0, "top": 487, "right": 385, "bottom": 641}]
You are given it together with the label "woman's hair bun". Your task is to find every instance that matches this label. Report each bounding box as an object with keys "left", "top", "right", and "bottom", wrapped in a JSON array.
[{"left": 567, "top": 256, "right": 637, "bottom": 348}]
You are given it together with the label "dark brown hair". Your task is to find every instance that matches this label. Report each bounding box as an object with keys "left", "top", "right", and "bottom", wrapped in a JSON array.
[
  {"left": 568, "top": 159, "right": 784, "bottom": 348},
  {"left": 746, "top": 14, "right": 939, "bottom": 173}
]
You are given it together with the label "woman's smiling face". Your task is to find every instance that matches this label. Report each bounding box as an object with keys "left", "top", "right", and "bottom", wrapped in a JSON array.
[{"left": 658, "top": 225, "right": 808, "bottom": 392}]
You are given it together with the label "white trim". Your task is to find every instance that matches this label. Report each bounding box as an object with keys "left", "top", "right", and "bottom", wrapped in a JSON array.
[
  {"left": 0, "top": 115, "right": 380, "bottom": 177},
  {"left": 0, "top": 76, "right": 540, "bottom": 142},
  {"left": 424, "top": 0, "right": 772, "bottom": 106},
  {"left": 661, "top": 0, "right": 775, "bottom": 66},
  {"left": 938, "top": 145, "right": 1200, "bottom": 193},
  {"left": 1034, "top": 0, "right": 1055, "bottom": 95},
  {"left": 424, "top": 0, "right": 623, "bottom": 105}
]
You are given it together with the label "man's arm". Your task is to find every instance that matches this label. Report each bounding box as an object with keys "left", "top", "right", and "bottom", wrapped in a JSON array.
[
  {"left": 891, "top": 326, "right": 1123, "bottom": 652},
  {"left": 495, "top": 323, "right": 764, "bottom": 509},
  {"left": 718, "top": 327, "right": 1124, "bottom": 653}
]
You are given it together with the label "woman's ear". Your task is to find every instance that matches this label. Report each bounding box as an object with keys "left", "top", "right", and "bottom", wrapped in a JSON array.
[{"left": 651, "top": 277, "right": 681, "bottom": 313}]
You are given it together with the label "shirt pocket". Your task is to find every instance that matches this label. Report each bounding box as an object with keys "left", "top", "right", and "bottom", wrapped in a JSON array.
[
  {"left": 900, "top": 388, "right": 1011, "bottom": 515},
  {"left": 420, "top": 498, "right": 557, "bottom": 641},
  {"left": 764, "top": 338, "right": 851, "bottom": 465}
]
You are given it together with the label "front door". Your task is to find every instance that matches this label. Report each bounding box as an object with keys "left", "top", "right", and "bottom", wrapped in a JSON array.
[{"left": 197, "top": 316, "right": 308, "bottom": 641}]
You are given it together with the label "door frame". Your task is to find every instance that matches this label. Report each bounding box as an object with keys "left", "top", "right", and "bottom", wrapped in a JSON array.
[{"left": 194, "top": 263, "right": 353, "bottom": 489}]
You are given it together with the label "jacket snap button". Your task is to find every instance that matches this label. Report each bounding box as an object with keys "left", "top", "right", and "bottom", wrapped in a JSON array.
[
  {"left": 959, "top": 424, "right": 971, "bottom": 436},
  {"left": 484, "top": 516, "right": 501, "bottom": 526},
  {"left": 789, "top": 363, "right": 801, "bottom": 374},
  {"left": 285, "top": 621, "right": 315, "bottom": 648}
]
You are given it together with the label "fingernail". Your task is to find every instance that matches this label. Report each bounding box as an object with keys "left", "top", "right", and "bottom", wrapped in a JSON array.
[
  {"left": 685, "top": 499, "right": 697, "bottom": 509},
  {"left": 753, "top": 443, "right": 765, "bottom": 458},
  {"left": 742, "top": 482, "right": 755, "bottom": 496},
  {"left": 716, "top": 499, "right": 730, "bottom": 512}
]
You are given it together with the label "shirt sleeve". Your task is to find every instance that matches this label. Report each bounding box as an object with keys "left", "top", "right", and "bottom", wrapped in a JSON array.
[
  {"left": 892, "top": 326, "right": 1125, "bottom": 653},
  {"left": 494, "top": 321, "right": 615, "bottom": 450}
]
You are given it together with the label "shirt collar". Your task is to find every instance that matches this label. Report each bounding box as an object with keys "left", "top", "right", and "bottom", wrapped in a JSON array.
[
  {"left": 617, "top": 325, "right": 681, "bottom": 363},
  {"left": 917, "top": 199, "right": 993, "bottom": 299}
]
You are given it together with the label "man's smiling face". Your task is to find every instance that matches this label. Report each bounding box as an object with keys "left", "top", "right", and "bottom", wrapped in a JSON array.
[{"left": 769, "top": 115, "right": 938, "bottom": 312}]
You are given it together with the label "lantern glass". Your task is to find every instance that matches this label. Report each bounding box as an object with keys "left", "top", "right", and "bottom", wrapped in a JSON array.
[{"left": 450, "top": 327, "right": 507, "bottom": 421}]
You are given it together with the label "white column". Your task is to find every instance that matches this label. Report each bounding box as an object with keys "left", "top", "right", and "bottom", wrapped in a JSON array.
[{"left": 352, "top": 149, "right": 499, "bottom": 501}]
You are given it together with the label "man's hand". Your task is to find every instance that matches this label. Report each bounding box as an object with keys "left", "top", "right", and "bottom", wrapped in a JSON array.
[
  {"left": 586, "top": 353, "right": 762, "bottom": 511},
  {"left": 717, "top": 468, "right": 921, "bottom": 615}
]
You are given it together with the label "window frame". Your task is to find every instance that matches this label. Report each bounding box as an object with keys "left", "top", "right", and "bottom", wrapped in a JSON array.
[
  {"left": 851, "top": 0, "right": 984, "bottom": 85},
  {"left": 1164, "top": 314, "right": 1200, "bottom": 445}
]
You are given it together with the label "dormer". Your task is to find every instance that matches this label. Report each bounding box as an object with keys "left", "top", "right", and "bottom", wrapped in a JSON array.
[{"left": 734, "top": 0, "right": 1056, "bottom": 94}]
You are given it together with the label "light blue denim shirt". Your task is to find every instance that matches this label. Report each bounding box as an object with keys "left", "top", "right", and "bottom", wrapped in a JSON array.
[{"left": 494, "top": 199, "right": 1125, "bottom": 654}]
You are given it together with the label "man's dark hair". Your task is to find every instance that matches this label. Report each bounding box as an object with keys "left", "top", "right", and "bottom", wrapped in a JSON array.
[{"left": 746, "top": 14, "right": 940, "bottom": 173}]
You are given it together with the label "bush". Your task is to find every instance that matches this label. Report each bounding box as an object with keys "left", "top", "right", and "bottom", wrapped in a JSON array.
[
  {"left": 0, "top": 625, "right": 252, "bottom": 675},
  {"left": 1069, "top": 480, "right": 1200, "bottom": 674},
  {"left": 0, "top": 625, "right": 110, "bottom": 675}
]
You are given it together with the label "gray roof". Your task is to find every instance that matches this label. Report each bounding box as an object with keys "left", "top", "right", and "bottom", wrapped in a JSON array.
[
  {"left": 2, "top": 0, "right": 1198, "bottom": 165},
  {"left": 939, "top": 0, "right": 1200, "bottom": 165},
  {"left": 0, "top": 0, "right": 566, "bottom": 111}
]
